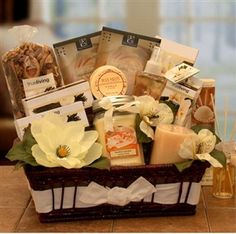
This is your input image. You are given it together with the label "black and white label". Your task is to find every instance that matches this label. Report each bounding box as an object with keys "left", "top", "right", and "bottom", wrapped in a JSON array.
[
  {"left": 22, "top": 73, "right": 56, "bottom": 98},
  {"left": 122, "top": 34, "right": 139, "bottom": 47},
  {"left": 76, "top": 37, "right": 92, "bottom": 50}
]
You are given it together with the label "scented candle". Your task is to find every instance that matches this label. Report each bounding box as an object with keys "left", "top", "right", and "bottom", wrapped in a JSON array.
[
  {"left": 93, "top": 96, "right": 144, "bottom": 167},
  {"left": 150, "top": 124, "right": 195, "bottom": 164}
]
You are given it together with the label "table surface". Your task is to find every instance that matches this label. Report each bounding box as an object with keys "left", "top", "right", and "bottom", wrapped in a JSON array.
[{"left": 0, "top": 165, "right": 236, "bottom": 233}]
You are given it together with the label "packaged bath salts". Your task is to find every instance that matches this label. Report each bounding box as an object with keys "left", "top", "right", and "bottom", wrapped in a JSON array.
[{"left": 2, "top": 25, "right": 63, "bottom": 119}]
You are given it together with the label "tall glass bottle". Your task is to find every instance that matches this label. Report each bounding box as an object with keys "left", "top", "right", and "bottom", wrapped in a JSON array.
[{"left": 212, "top": 142, "right": 235, "bottom": 199}]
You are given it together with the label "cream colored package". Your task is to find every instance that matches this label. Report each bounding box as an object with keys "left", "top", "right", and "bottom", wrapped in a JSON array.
[
  {"left": 22, "top": 80, "right": 94, "bottom": 116},
  {"left": 53, "top": 31, "right": 101, "bottom": 84},
  {"left": 95, "top": 27, "right": 161, "bottom": 94},
  {"left": 15, "top": 101, "right": 89, "bottom": 140},
  {"left": 158, "top": 37, "right": 199, "bottom": 65}
]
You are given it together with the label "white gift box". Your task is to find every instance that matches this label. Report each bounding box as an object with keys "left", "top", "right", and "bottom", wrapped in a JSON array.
[
  {"left": 22, "top": 80, "right": 94, "bottom": 116},
  {"left": 15, "top": 101, "right": 89, "bottom": 140}
]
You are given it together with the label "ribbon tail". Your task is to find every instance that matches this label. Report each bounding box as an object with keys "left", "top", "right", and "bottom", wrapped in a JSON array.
[
  {"left": 127, "top": 176, "right": 156, "bottom": 202},
  {"left": 104, "top": 107, "right": 115, "bottom": 132},
  {"left": 78, "top": 182, "right": 108, "bottom": 205}
]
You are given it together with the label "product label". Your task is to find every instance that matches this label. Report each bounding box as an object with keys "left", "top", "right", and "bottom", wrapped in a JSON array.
[
  {"left": 23, "top": 73, "right": 56, "bottom": 98},
  {"left": 122, "top": 34, "right": 139, "bottom": 47},
  {"left": 105, "top": 126, "right": 139, "bottom": 159},
  {"left": 164, "top": 62, "right": 199, "bottom": 83},
  {"left": 91, "top": 67, "right": 127, "bottom": 99},
  {"left": 76, "top": 37, "right": 92, "bottom": 50}
]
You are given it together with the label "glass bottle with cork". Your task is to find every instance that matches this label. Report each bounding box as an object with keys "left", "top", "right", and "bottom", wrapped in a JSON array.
[
  {"left": 212, "top": 141, "right": 235, "bottom": 199},
  {"left": 133, "top": 46, "right": 167, "bottom": 100}
]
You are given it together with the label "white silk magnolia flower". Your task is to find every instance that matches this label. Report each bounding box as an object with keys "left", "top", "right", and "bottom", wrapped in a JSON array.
[
  {"left": 179, "top": 129, "right": 222, "bottom": 167},
  {"left": 30, "top": 113, "right": 102, "bottom": 169},
  {"left": 135, "top": 95, "right": 174, "bottom": 139}
]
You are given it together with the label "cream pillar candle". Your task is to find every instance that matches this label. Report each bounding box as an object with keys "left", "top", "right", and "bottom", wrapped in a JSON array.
[{"left": 150, "top": 124, "right": 195, "bottom": 164}]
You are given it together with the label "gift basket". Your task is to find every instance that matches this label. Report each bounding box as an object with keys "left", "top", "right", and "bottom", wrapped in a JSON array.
[{"left": 2, "top": 25, "right": 230, "bottom": 223}]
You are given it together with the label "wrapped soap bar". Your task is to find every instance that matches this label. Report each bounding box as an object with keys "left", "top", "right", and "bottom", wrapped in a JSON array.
[{"left": 2, "top": 25, "right": 64, "bottom": 119}]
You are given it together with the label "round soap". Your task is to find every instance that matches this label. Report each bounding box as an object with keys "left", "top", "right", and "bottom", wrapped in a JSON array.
[{"left": 89, "top": 65, "right": 127, "bottom": 99}]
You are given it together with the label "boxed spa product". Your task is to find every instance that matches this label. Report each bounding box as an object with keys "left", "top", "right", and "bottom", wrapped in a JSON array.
[
  {"left": 159, "top": 37, "right": 199, "bottom": 66},
  {"left": 95, "top": 27, "right": 161, "bottom": 94},
  {"left": 161, "top": 77, "right": 202, "bottom": 126},
  {"left": 15, "top": 101, "right": 89, "bottom": 140},
  {"left": 53, "top": 31, "right": 101, "bottom": 84},
  {"left": 22, "top": 80, "right": 94, "bottom": 116}
]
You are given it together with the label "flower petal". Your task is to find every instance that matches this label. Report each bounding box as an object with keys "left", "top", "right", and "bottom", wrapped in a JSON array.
[
  {"left": 178, "top": 135, "right": 198, "bottom": 159},
  {"left": 31, "top": 144, "right": 59, "bottom": 167},
  {"left": 56, "top": 157, "right": 84, "bottom": 169},
  {"left": 198, "top": 129, "right": 216, "bottom": 154},
  {"left": 82, "top": 142, "right": 102, "bottom": 166},
  {"left": 59, "top": 121, "right": 85, "bottom": 145},
  {"left": 79, "top": 131, "right": 98, "bottom": 150},
  {"left": 155, "top": 103, "right": 174, "bottom": 124},
  {"left": 139, "top": 120, "right": 154, "bottom": 139},
  {"left": 67, "top": 141, "right": 88, "bottom": 158}
]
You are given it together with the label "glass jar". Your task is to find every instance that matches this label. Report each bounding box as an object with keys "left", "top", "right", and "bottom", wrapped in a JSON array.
[
  {"left": 93, "top": 95, "right": 144, "bottom": 167},
  {"left": 212, "top": 163, "right": 235, "bottom": 199}
]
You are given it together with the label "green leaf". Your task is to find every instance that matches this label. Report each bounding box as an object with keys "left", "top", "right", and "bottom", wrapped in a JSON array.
[
  {"left": 210, "top": 149, "right": 227, "bottom": 167},
  {"left": 6, "top": 127, "right": 39, "bottom": 168},
  {"left": 135, "top": 115, "right": 153, "bottom": 143},
  {"left": 87, "top": 156, "right": 110, "bottom": 170},
  {"left": 191, "top": 124, "right": 214, "bottom": 134},
  {"left": 174, "top": 160, "right": 194, "bottom": 172}
]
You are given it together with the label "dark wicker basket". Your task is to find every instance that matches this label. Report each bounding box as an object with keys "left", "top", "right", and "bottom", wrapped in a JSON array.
[{"left": 24, "top": 160, "right": 210, "bottom": 223}]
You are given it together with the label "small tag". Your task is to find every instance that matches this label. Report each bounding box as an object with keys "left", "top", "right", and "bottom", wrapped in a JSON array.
[
  {"left": 164, "top": 62, "right": 199, "bottom": 83},
  {"left": 196, "top": 153, "right": 223, "bottom": 168},
  {"left": 22, "top": 73, "right": 56, "bottom": 98},
  {"left": 76, "top": 37, "right": 92, "bottom": 50},
  {"left": 122, "top": 34, "right": 139, "bottom": 47}
]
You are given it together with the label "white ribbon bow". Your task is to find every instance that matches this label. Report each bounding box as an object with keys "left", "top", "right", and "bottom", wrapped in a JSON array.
[
  {"left": 99, "top": 97, "right": 139, "bottom": 132},
  {"left": 78, "top": 176, "right": 156, "bottom": 206}
]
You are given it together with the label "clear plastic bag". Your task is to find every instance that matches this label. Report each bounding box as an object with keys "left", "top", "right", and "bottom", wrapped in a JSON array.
[{"left": 2, "top": 25, "right": 64, "bottom": 119}]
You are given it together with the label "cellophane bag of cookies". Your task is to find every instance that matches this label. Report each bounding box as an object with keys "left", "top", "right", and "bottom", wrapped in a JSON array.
[
  {"left": 95, "top": 27, "right": 162, "bottom": 94},
  {"left": 53, "top": 31, "right": 101, "bottom": 85},
  {"left": 2, "top": 25, "right": 64, "bottom": 119}
]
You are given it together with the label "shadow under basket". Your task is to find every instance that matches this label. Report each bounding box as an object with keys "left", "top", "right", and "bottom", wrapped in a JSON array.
[{"left": 24, "top": 160, "right": 210, "bottom": 223}]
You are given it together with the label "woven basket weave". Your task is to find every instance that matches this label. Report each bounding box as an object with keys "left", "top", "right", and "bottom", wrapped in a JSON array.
[{"left": 24, "top": 160, "right": 209, "bottom": 223}]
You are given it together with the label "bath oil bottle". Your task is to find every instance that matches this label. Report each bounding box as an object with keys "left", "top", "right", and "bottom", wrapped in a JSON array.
[
  {"left": 212, "top": 161, "right": 235, "bottom": 199},
  {"left": 133, "top": 46, "right": 167, "bottom": 100},
  {"left": 213, "top": 141, "right": 235, "bottom": 198}
]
